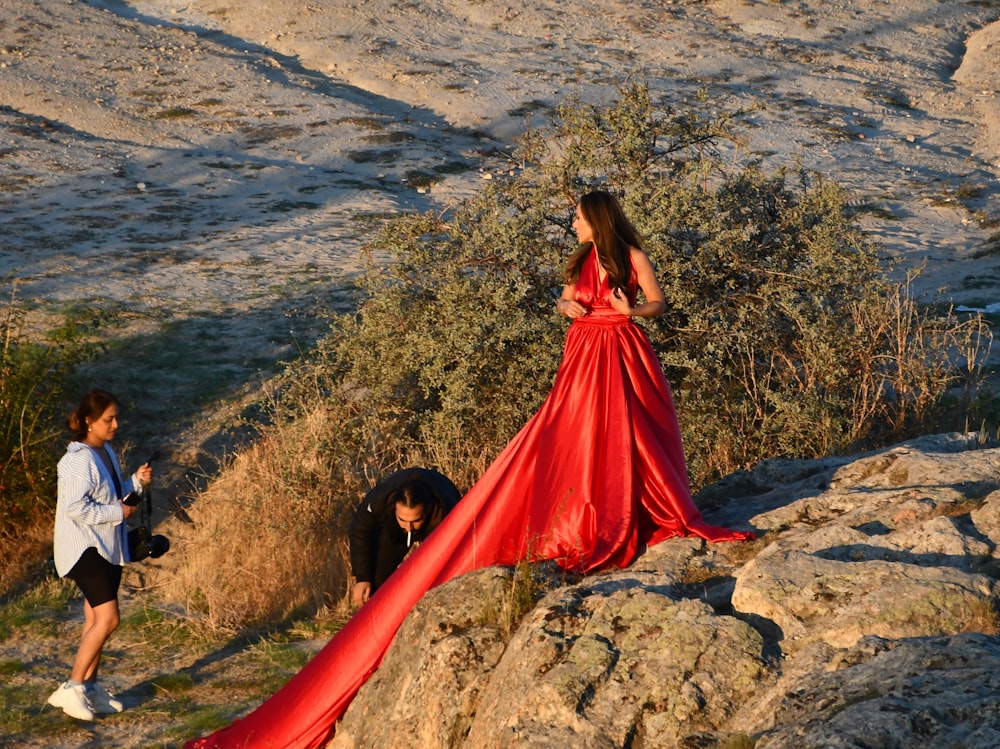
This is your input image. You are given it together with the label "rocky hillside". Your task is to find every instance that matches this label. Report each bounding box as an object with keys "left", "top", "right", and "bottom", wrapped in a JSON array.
[
  {"left": 4, "top": 0, "right": 1000, "bottom": 745},
  {"left": 3, "top": 0, "right": 999, "bottom": 523},
  {"left": 330, "top": 433, "right": 1000, "bottom": 748}
]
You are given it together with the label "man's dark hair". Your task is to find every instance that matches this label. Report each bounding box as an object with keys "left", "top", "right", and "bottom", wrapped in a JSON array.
[{"left": 389, "top": 480, "right": 434, "bottom": 512}]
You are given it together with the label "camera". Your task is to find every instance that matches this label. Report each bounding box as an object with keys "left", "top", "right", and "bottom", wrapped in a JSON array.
[
  {"left": 125, "top": 449, "right": 169, "bottom": 562},
  {"left": 128, "top": 525, "right": 170, "bottom": 561}
]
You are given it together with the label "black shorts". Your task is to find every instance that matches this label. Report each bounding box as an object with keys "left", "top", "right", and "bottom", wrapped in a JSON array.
[{"left": 65, "top": 547, "right": 122, "bottom": 607}]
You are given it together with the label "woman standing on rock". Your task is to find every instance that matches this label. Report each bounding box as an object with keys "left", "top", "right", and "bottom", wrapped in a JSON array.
[
  {"left": 47, "top": 389, "right": 152, "bottom": 721},
  {"left": 186, "top": 190, "right": 752, "bottom": 749}
]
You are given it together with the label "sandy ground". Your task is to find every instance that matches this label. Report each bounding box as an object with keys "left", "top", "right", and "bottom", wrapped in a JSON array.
[
  {"left": 1, "top": 0, "right": 999, "bottom": 565},
  {"left": 2, "top": 1, "right": 1000, "bottom": 745}
]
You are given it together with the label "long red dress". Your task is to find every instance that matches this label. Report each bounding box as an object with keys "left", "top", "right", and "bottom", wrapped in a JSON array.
[{"left": 185, "top": 249, "right": 752, "bottom": 749}]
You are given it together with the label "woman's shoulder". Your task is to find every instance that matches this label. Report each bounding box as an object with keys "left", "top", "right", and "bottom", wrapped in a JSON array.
[
  {"left": 62, "top": 441, "right": 90, "bottom": 457},
  {"left": 59, "top": 442, "right": 96, "bottom": 469},
  {"left": 628, "top": 246, "right": 656, "bottom": 269}
]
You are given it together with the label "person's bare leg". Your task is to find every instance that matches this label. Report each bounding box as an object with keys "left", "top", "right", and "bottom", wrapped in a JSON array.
[{"left": 70, "top": 598, "right": 119, "bottom": 683}]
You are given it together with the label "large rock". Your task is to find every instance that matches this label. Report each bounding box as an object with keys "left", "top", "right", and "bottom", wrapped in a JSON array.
[
  {"left": 328, "top": 567, "right": 526, "bottom": 749},
  {"left": 755, "top": 634, "right": 1000, "bottom": 749},
  {"left": 329, "top": 434, "right": 1000, "bottom": 748},
  {"left": 733, "top": 551, "right": 998, "bottom": 651},
  {"left": 465, "top": 574, "right": 764, "bottom": 749}
]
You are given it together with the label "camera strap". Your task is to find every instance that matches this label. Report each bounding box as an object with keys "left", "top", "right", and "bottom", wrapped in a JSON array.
[
  {"left": 140, "top": 484, "right": 153, "bottom": 528},
  {"left": 95, "top": 444, "right": 124, "bottom": 499}
]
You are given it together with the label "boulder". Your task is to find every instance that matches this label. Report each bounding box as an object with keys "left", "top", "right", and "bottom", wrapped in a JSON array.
[{"left": 330, "top": 434, "right": 1000, "bottom": 748}]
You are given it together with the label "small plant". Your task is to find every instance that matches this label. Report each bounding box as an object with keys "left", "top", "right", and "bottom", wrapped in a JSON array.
[
  {"left": 403, "top": 169, "right": 442, "bottom": 189},
  {"left": 362, "top": 131, "right": 414, "bottom": 145},
  {"left": 962, "top": 597, "right": 1000, "bottom": 635},
  {"left": 203, "top": 161, "right": 247, "bottom": 170},
  {"left": 347, "top": 148, "right": 402, "bottom": 164},
  {"left": 333, "top": 116, "right": 387, "bottom": 130},
  {"left": 973, "top": 211, "right": 1000, "bottom": 230},
  {"left": 153, "top": 672, "right": 196, "bottom": 695},
  {"left": 0, "top": 659, "right": 25, "bottom": 676},
  {"left": 863, "top": 85, "right": 912, "bottom": 110},
  {"left": 720, "top": 734, "right": 757, "bottom": 749},
  {"left": 244, "top": 639, "right": 312, "bottom": 685},
  {"left": 241, "top": 124, "right": 301, "bottom": 144},
  {"left": 956, "top": 181, "right": 985, "bottom": 200},
  {"left": 153, "top": 106, "right": 198, "bottom": 120},
  {"left": 477, "top": 558, "right": 548, "bottom": 639},
  {"left": 849, "top": 202, "right": 898, "bottom": 221}
]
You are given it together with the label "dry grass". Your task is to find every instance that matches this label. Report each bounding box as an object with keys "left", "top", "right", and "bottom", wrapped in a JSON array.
[
  {"left": 0, "top": 517, "right": 53, "bottom": 600},
  {"left": 166, "top": 404, "right": 356, "bottom": 632},
  {"left": 961, "top": 598, "right": 1000, "bottom": 636},
  {"left": 475, "top": 558, "right": 549, "bottom": 639}
]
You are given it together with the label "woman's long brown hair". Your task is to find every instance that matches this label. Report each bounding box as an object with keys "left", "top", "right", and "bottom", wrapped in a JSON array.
[{"left": 564, "top": 190, "right": 643, "bottom": 289}]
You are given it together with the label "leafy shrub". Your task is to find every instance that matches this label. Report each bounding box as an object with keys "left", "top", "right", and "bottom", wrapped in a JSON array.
[
  {"left": 175, "top": 81, "right": 992, "bottom": 628},
  {"left": 302, "top": 81, "right": 990, "bottom": 488},
  {"left": 0, "top": 286, "right": 98, "bottom": 595},
  {"left": 0, "top": 291, "right": 91, "bottom": 528}
]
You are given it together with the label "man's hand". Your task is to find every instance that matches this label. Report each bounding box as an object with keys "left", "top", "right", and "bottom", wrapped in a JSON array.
[{"left": 352, "top": 581, "right": 371, "bottom": 607}]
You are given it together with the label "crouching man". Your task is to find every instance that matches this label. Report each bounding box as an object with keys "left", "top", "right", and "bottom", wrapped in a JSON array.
[{"left": 348, "top": 467, "right": 460, "bottom": 607}]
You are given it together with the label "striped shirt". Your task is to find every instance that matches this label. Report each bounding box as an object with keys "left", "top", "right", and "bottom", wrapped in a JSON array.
[{"left": 53, "top": 441, "right": 142, "bottom": 576}]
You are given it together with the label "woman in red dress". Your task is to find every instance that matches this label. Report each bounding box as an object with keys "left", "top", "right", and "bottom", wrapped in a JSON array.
[{"left": 186, "top": 191, "right": 753, "bottom": 749}]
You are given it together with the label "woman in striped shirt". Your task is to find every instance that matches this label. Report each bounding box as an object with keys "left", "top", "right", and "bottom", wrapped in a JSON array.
[{"left": 47, "top": 389, "right": 153, "bottom": 721}]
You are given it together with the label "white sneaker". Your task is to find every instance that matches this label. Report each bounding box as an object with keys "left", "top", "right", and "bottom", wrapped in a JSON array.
[
  {"left": 47, "top": 681, "right": 95, "bottom": 721},
  {"left": 87, "top": 681, "right": 124, "bottom": 713}
]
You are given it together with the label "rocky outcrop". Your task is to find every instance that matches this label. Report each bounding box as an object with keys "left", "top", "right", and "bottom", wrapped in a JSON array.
[{"left": 329, "top": 433, "right": 1000, "bottom": 748}]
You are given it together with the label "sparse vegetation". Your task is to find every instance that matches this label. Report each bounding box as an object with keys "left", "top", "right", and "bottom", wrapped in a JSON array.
[
  {"left": 0, "top": 576, "right": 77, "bottom": 639},
  {"left": 170, "top": 81, "right": 994, "bottom": 631},
  {"left": 0, "top": 287, "right": 100, "bottom": 597},
  {"left": 153, "top": 107, "right": 198, "bottom": 120},
  {"left": 476, "top": 559, "right": 551, "bottom": 639},
  {"left": 0, "top": 572, "right": 347, "bottom": 747}
]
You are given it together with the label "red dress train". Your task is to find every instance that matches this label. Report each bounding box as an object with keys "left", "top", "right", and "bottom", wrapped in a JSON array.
[{"left": 184, "top": 250, "right": 752, "bottom": 749}]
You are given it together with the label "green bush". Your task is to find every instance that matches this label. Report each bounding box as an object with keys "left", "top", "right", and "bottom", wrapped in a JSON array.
[
  {"left": 178, "top": 82, "right": 992, "bottom": 627},
  {"left": 289, "top": 81, "right": 990, "bottom": 490},
  {"left": 1, "top": 298, "right": 59, "bottom": 533},
  {"left": 0, "top": 288, "right": 93, "bottom": 537}
]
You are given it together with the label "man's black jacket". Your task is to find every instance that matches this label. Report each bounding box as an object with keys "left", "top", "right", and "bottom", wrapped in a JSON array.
[{"left": 348, "top": 467, "right": 460, "bottom": 590}]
